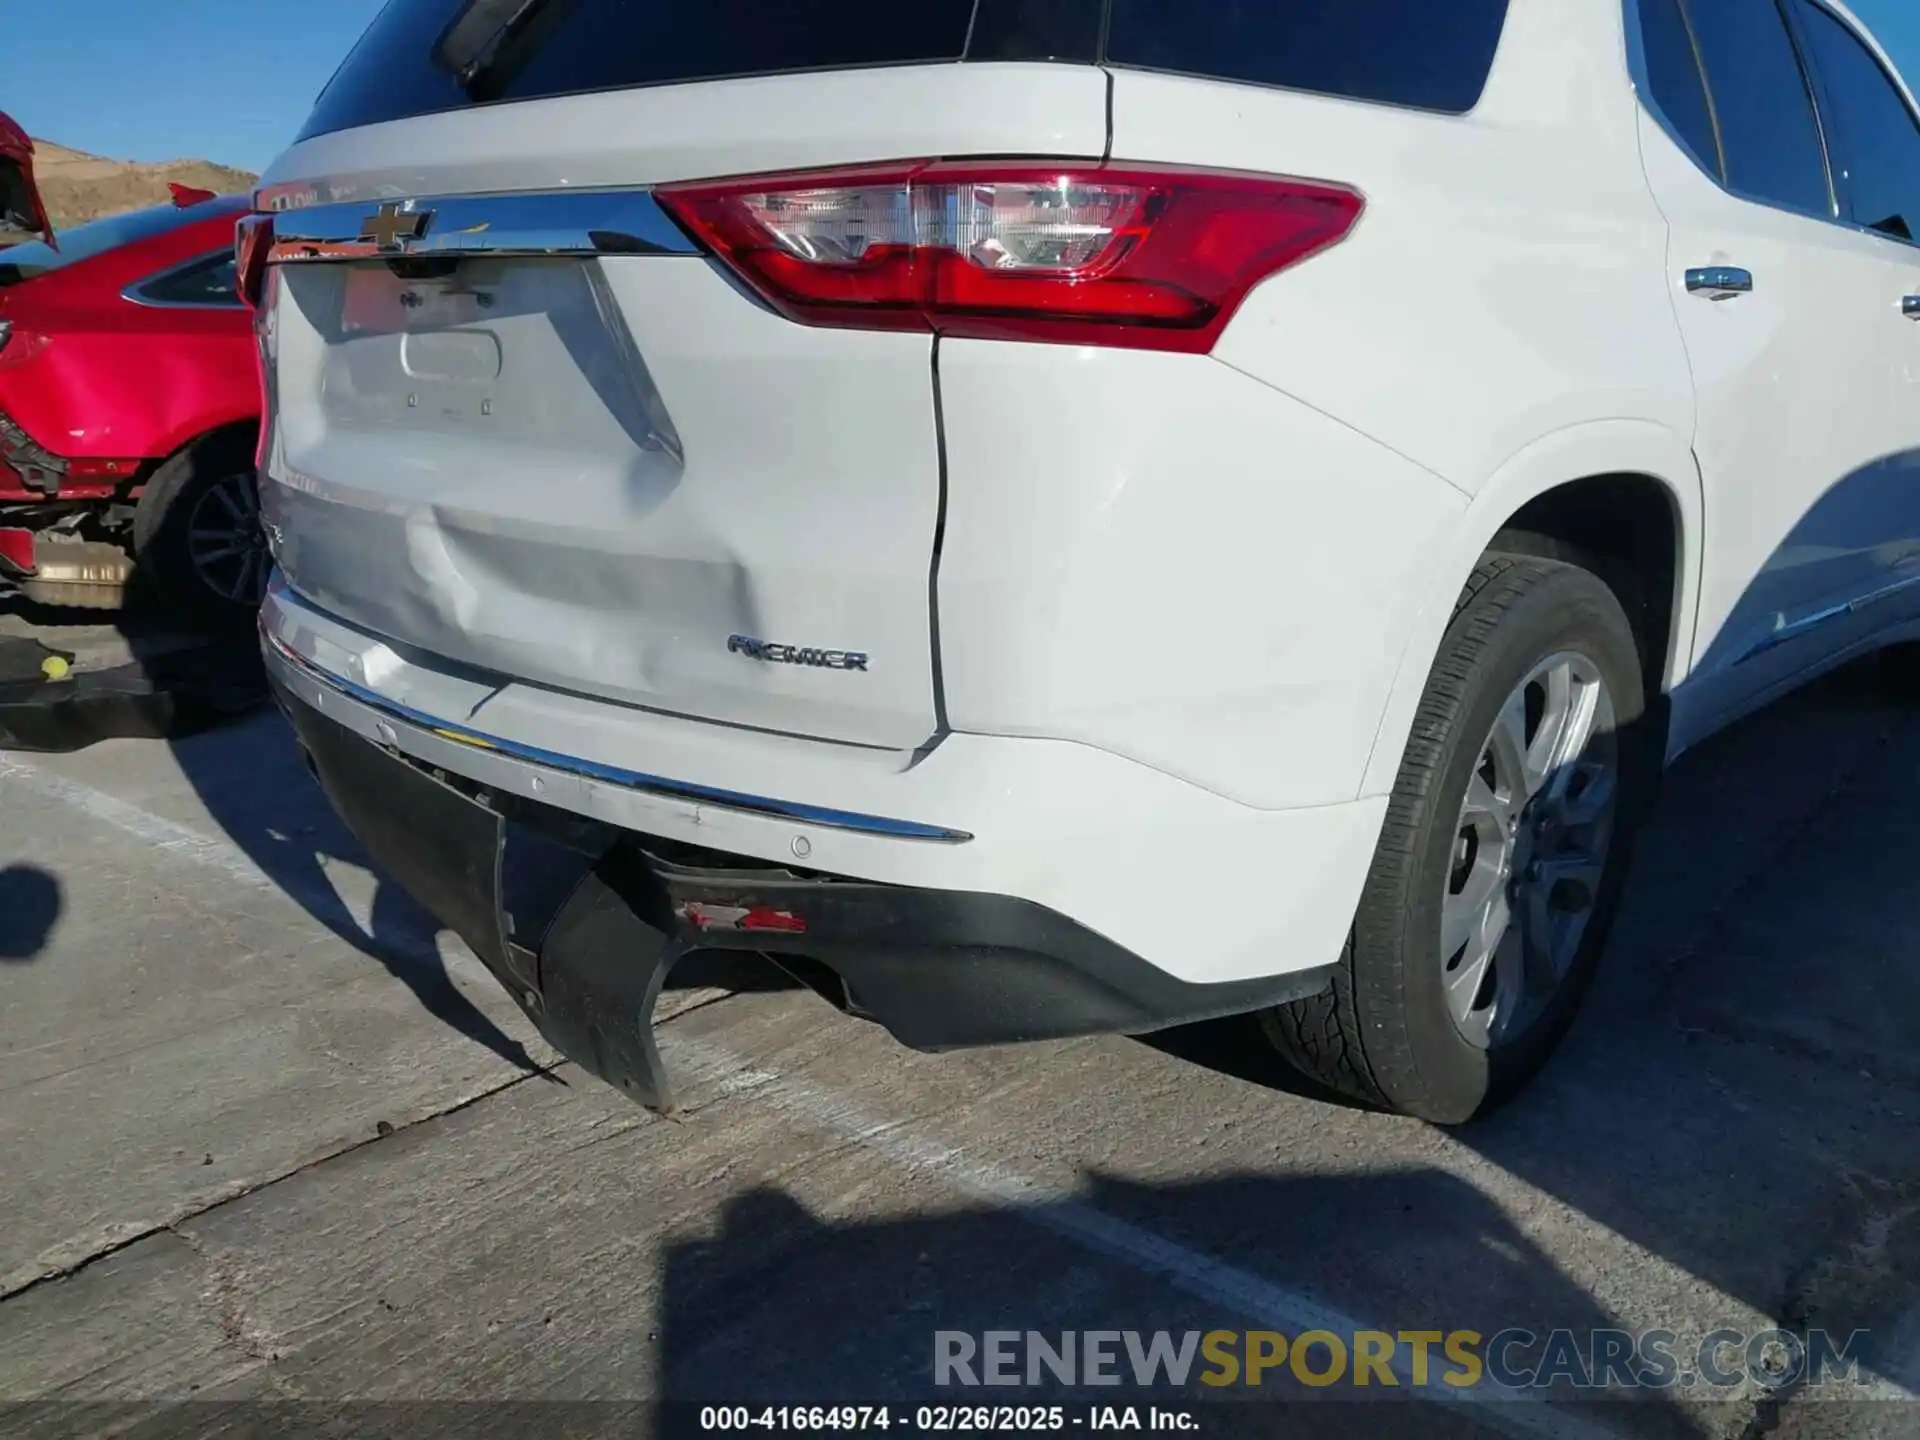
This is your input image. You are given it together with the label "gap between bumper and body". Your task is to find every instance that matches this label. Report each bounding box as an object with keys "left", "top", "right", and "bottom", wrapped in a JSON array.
[{"left": 267, "top": 644, "right": 1338, "bottom": 1112}]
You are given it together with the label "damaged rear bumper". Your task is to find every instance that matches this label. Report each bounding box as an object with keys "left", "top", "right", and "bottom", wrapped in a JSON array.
[{"left": 273, "top": 676, "right": 1334, "bottom": 1112}]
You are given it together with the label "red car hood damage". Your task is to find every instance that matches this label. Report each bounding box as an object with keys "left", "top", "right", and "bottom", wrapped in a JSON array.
[{"left": 0, "top": 114, "right": 51, "bottom": 249}]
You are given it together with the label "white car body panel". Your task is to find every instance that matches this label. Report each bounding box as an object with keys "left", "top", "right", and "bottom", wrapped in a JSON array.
[
  {"left": 1170, "top": 0, "right": 1695, "bottom": 499},
  {"left": 266, "top": 583, "right": 1387, "bottom": 986},
  {"left": 1358, "top": 416, "right": 1708, "bottom": 797},
  {"left": 1630, "top": 15, "right": 1920, "bottom": 754},
  {"left": 254, "top": 0, "right": 1920, "bottom": 996},
  {"left": 935, "top": 342, "right": 1464, "bottom": 811},
  {"left": 257, "top": 62, "right": 1111, "bottom": 754},
  {"left": 269, "top": 254, "right": 944, "bottom": 748}
]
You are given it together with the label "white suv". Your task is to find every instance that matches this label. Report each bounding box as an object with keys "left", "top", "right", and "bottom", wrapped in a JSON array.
[{"left": 248, "top": 0, "right": 1920, "bottom": 1122}]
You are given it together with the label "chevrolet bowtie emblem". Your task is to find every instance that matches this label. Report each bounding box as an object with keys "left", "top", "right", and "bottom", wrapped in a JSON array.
[{"left": 360, "top": 201, "right": 434, "bottom": 251}]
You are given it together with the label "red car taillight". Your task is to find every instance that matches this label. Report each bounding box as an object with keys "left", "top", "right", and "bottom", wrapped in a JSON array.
[
  {"left": 239, "top": 210, "right": 279, "bottom": 471},
  {"left": 656, "top": 161, "right": 1363, "bottom": 353},
  {"left": 235, "top": 213, "right": 274, "bottom": 310}
]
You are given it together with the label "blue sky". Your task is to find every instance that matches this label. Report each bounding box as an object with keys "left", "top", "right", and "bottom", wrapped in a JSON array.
[
  {"left": 8, "top": 0, "right": 389, "bottom": 172},
  {"left": 7, "top": 0, "right": 1920, "bottom": 175}
]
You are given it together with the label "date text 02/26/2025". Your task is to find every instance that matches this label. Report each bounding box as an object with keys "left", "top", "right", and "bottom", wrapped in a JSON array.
[{"left": 699, "top": 1406, "right": 1199, "bottom": 1432}]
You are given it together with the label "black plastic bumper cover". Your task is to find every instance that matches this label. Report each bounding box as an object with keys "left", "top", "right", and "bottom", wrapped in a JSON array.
[{"left": 280, "top": 682, "right": 1334, "bottom": 1112}]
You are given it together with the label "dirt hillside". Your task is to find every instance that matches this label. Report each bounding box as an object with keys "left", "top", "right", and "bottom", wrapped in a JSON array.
[{"left": 31, "top": 140, "right": 256, "bottom": 228}]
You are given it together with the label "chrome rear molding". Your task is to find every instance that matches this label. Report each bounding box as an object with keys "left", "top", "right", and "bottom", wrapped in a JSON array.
[
  {"left": 265, "top": 188, "right": 700, "bottom": 265},
  {"left": 263, "top": 634, "right": 974, "bottom": 845}
]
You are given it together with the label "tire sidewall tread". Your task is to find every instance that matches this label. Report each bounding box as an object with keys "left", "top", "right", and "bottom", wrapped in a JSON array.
[{"left": 1268, "top": 552, "right": 1650, "bottom": 1124}]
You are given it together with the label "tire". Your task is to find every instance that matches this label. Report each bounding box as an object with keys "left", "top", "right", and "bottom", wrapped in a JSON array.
[
  {"left": 1261, "top": 552, "right": 1652, "bottom": 1124},
  {"left": 133, "top": 429, "right": 269, "bottom": 629}
]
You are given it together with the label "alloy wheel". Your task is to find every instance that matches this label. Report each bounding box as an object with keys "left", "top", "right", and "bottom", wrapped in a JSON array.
[
  {"left": 1440, "top": 651, "right": 1619, "bottom": 1050},
  {"left": 184, "top": 470, "right": 270, "bottom": 608}
]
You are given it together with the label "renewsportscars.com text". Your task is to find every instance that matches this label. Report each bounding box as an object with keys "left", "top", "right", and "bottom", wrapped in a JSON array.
[{"left": 935, "top": 1328, "right": 1872, "bottom": 1392}]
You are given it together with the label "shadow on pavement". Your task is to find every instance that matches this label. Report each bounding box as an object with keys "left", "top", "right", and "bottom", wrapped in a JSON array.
[
  {"left": 167, "top": 707, "right": 553, "bottom": 1078},
  {"left": 648, "top": 1175, "right": 1704, "bottom": 1438},
  {"left": 0, "top": 591, "right": 562, "bottom": 1076},
  {"left": 0, "top": 863, "right": 60, "bottom": 961},
  {"left": 5, "top": 595, "right": 1916, "bottom": 1428},
  {"left": 0, "top": 1172, "right": 1701, "bottom": 1439},
  {"left": 0, "top": 598, "right": 261, "bottom": 752}
]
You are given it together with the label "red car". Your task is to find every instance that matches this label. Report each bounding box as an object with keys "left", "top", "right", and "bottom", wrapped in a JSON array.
[{"left": 0, "top": 126, "right": 264, "bottom": 623}]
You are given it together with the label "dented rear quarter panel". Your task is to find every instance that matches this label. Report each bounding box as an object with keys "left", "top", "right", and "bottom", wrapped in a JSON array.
[{"left": 0, "top": 204, "right": 257, "bottom": 464}]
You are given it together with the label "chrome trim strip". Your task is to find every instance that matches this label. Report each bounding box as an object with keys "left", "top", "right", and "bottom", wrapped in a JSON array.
[
  {"left": 266, "top": 188, "right": 699, "bottom": 264},
  {"left": 122, "top": 250, "right": 247, "bottom": 311},
  {"left": 1684, "top": 264, "right": 1754, "bottom": 299},
  {"left": 1732, "top": 570, "right": 1920, "bottom": 665},
  {"left": 263, "top": 633, "right": 973, "bottom": 844}
]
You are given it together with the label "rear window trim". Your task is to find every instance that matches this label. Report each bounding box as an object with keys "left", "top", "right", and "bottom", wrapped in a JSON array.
[
  {"left": 123, "top": 249, "right": 248, "bottom": 311},
  {"left": 295, "top": 0, "right": 1513, "bottom": 143},
  {"left": 301, "top": 55, "right": 1043, "bottom": 142},
  {"left": 296, "top": 0, "right": 988, "bottom": 144}
]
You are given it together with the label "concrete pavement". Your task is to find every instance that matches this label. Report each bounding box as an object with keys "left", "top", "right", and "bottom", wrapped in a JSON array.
[{"left": 1, "top": 654, "right": 1916, "bottom": 1439}]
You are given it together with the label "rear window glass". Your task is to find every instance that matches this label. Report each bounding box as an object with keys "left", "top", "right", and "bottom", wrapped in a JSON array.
[
  {"left": 1793, "top": 0, "right": 1920, "bottom": 241},
  {"left": 1639, "top": 0, "right": 1722, "bottom": 177},
  {"left": 133, "top": 251, "right": 244, "bottom": 308},
  {"left": 0, "top": 204, "right": 200, "bottom": 288},
  {"left": 1683, "top": 0, "right": 1832, "bottom": 218},
  {"left": 1104, "top": 0, "right": 1513, "bottom": 114},
  {"left": 298, "top": 0, "right": 1507, "bottom": 141},
  {"left": 299, "top": 0, "right": 979, "bottom": 141}
]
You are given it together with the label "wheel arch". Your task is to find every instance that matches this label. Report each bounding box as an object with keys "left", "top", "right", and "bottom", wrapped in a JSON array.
[
  {"left": 134, "top": 418, "right": 261, "bottom": 514},
  {"left": 131, "top": 419, "right": 269, "bottom": 622},
  {"left": 145, "top": 415, "right": 261, "bottom": 475},
  {"left": 1358, "top": 419, "right": 1703, "bottom": 799}
]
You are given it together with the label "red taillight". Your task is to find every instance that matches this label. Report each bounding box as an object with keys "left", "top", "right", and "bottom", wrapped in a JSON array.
[
  {"left": 0, "top": 529, "right": 35, "bottom": 576},
  {"left": 235, "top": 213, "right": 274, "bottom": 310},
  {"left": 656, "top": 160, "right": 1363, "bottom": 353},
  {"left": 739, "top": 907, "right": 807, "bottom": 935},
  {"left": 675, "top": 901, "right": 809, "bottom": 935}
]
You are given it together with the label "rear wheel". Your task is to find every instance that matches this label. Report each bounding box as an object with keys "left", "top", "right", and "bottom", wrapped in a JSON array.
[
  {"left": 1261, "top": 553, "right": 1651, "bottom": 1123},
  {"left": 133, "top": 430, "right": 269, "bottom": 628}
]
